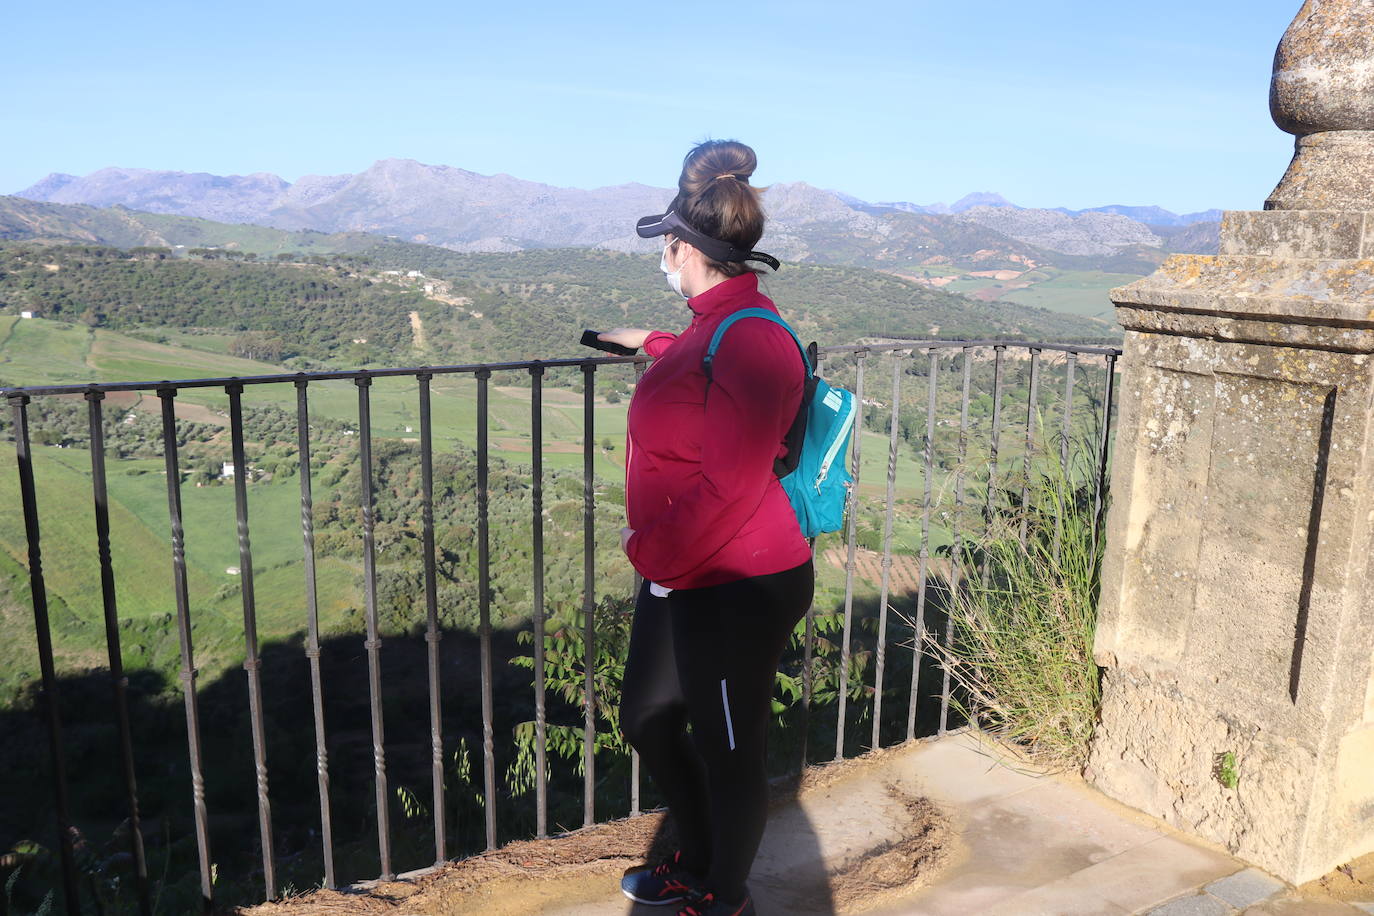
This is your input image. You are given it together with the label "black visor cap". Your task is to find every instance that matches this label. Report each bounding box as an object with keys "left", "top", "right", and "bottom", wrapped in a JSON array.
[{"left": 636, "top": 210, "right": 780, "bottom": 271}]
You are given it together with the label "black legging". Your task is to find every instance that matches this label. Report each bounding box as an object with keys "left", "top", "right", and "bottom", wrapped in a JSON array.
[{"left": 620, "top": 560, "right": 814, "bottom": 903}]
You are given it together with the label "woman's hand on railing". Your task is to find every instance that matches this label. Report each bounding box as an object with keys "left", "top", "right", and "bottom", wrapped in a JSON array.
[{"left": 600, "top": 329, "right": 651, "bottom": 351}]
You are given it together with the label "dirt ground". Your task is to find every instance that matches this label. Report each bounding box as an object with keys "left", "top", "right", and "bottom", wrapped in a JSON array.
[
  {"left": 235, "top": 749, "right": 948, "bottom": 916},
  {"left": 1305, "top": 848, "right": 1374, "bottom": 905},
  {"left": 241, "top": 813, "right": 674, "bottom": 916}
]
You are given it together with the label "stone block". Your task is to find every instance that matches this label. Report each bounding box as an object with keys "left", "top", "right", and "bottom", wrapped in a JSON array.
[
  {"left": 1205, "top": 869, "right": 1287, "bottom": 907},
  {"left": 1241, "top": 894, "right": 1373, "bottom": 914},
  {"left": 1148, "top": 894, "right": 1236, "bottom": 916},
  {"left": 1218, "top": 210, "right": 1373, "bottom": 259},
  {"left": 1000, "top": 833, "right": 1238, "bottom": 915}
]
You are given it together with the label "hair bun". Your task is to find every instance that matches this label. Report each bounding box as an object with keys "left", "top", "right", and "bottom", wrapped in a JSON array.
[
  {"left": 672, "top": 139, "right": 767, "bottom": 275},
  {"left": 680, "top": 140, "right": 757, "bottom": 195}
]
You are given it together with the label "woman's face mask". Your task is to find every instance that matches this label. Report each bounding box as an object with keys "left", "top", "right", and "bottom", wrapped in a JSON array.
[{"left": 660, "top": 238, "right": 687, "bottom": 299}]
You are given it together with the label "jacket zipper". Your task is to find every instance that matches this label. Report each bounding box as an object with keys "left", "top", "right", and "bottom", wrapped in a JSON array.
[
  {"left": 625, "top": 434, "right": 635, "bottom": 517},
  {"left": 814, "top": 398, "right": 855, "bottom": 492}
]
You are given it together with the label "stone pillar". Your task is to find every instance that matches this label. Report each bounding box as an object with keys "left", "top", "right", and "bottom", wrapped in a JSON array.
[{"left": 1089, "top": 0, "right": 1374, "bottom": 885}]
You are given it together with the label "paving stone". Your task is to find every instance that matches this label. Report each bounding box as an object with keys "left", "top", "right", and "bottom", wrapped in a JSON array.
[
  {"left": 1205, "top": 868, "right": 1287, "bottom": 907},
  {"left": 1084, "top": 836, "right": 1241, "bottom": 913},
  {"left": 890, "top": 733, "right": 1047, "bottom": 807},
  {"left": 946, "top": 830, "right": 1236, "bottom": 916},
  {"left": 1025, "top": 779, "right": 1161, "bottom": 855},
  {"left": 1352, "top": 903, "right": 1374, "bottom": 914},
  {"left": 980, "top": 882, "right": 1131, "bottom": 915},
  {"left": 865, "top": 873, "right": 1028, "bottom": 916},
  {"left": 1148, "top": 893, "right": 1236, "bottom": 916},
  {"left": 1240, "top": 892, "right": 1372, "bottom": 914}
]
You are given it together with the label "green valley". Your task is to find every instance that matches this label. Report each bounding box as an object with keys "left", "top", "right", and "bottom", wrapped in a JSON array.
[{"left": 0, "top": 220, "right": 1120, "bottom": 911}]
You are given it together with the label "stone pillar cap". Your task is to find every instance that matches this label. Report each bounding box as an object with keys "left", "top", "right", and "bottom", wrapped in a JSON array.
[
  {"left": 1271, "top": 0, "right": 1374, "bottom": 135},
  {"left": 1266, "top": 0, "right": 1374, "bottom": 210}
]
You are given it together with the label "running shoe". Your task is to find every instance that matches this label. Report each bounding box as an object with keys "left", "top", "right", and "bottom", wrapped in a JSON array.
[
  {"left": 677, "top": 887, "right": 756, "bottom": 916},
  {"left": 620, "top": 850, "right": 700, "bottom": 906}
]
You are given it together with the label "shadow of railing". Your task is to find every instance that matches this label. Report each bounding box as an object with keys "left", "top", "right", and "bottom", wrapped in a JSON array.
[{"left": 0, "top": 340, "right": 1120, "bottom": 913}]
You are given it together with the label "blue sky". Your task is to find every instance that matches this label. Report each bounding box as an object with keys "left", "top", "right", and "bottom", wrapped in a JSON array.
[{"left": 3, "top": 1, "right": 1301, "bottom": 213}]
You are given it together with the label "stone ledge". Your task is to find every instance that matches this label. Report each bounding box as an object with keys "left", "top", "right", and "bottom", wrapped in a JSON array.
[
  {"left": 1112, "top": 255, "right": 1374, "bottom": 327},
  {"left": 1113, "top": 304, "right": 1374, "bottom": 351},
  {"left": 1112, "top": 250, "right": 1374, "bottom": 350}
]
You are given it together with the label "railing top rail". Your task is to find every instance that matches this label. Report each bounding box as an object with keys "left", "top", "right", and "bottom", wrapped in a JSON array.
[
  {"left": 0, "top": 339, "right": 1122, "bottom": 399},
  {"left": 820, "top": 339, "right": 1123, "bottom": 357},
  {"left": 0, "top": 355, "right": 650, "bottom": 399}
]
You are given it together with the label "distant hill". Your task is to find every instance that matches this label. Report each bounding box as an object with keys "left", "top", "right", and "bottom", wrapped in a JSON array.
[
  {"left": 0, "top": 195, "right": 1163, "bottom": 328},
  {"left": 1149, "top": 220, "right": 1222, "bottom": 254},
  {"left": 0, "top": 195, "right": 409, "bottom": 256},
  {"left": 15, "top": 161, "right": 1221, "bottom": 268},
  {"left": 875, "top": 191, "right": 1019, "bottom": 215},
  {"left": 21, "top": 166, "right": 293, "bottom": 224},
  {"left": 18, "top": 161, "right": 672, "bottom": 252},
  {"left": 0, "top": 242, "right": 1115, "bottom": 377},
  {"left": 1068, "top": 204, "right": 1224, "bottom": 226},
  {"left": 0, "top": 196, "right": 166, "bottom": 247},
  {"left": 956, "top": 205, "right": 1164, "bottom": 257},
  {"left": 0, "top": 187, "right": 1094, "bottom": 275},
  {"left": 868, "top": 194, "right": 1222, "bottom": 227}
]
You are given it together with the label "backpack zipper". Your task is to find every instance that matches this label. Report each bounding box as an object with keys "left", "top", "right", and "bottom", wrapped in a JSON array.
[{"left": 814, "top": 397, "right": 855, "bottom": 492}]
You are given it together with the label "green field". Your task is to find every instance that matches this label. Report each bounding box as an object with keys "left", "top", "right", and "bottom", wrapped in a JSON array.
[
  {"left": 998, "top": 269, "right": 1139, "bottom": 321},
  {"left": 1, "top": 317, "right": 632, "bottom": 474},
  {"left": 126, "top": 212, "right": 360, "bottom": 256},
  {"left": 0, "top": 319, "right": 641, "bottom": 697},
  {"left": 874, "top": 267, "right": 1137, "bottom": 325}
]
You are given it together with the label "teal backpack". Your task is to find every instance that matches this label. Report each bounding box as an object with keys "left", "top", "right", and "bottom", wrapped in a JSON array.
[{"left": 703, "top": 308, "right": 856, "bottom": 538}]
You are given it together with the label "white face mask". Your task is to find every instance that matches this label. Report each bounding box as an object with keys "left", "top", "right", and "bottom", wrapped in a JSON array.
[{"left": 660, "top": 240, "right": 687, "bottom": 299}]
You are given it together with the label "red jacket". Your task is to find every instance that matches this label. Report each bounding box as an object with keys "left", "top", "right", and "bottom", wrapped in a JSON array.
[{"left": 625, "top": 272, "right": 812, "bottom": 589}]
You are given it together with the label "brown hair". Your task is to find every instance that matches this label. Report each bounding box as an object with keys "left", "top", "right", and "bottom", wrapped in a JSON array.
[{"left": 671, "top": 140, "right": 767, "bottom": 277}]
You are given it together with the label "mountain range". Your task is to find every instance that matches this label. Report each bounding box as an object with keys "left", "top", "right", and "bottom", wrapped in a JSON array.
[
  {"left": 872, "top": 191, "right": 1221, "bottom": 226},
  {"left": 14, "top": 159, "right": 1221, "bottom": 267}
]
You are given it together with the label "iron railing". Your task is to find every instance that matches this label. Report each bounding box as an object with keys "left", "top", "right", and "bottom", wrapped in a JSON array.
[{"left": 1, "top": 339, "right": 1120, "bottom": 913}]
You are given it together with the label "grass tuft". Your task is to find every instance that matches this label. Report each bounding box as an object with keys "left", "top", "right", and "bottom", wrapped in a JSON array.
[{"left": 928, "top": 431, "right": 1106, "bottom": 769}]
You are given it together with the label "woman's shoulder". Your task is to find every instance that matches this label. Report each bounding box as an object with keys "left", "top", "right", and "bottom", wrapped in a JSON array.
[
  {"left": 726, "top": 295, "right": 795, "bottom": 346},
  {"left": 712, "top": 303, "right": 804, "bottom": 377}
]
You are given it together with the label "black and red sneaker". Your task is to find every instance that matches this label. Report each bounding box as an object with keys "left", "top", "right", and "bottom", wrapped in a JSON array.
[
  {"left": 620, "top": 850, "right": 702, "bottom": 906},
  {"left": 677, "top": 887, "right": 756, "bottom": 916}
]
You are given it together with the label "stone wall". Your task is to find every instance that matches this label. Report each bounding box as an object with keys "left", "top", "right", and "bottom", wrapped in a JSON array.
[{"left": 1088, "top": 0, "right": 1374, "bottom": 882}]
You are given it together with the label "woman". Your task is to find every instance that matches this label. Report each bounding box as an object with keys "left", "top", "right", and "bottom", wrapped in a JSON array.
[{"left": 599, "top": 140, "right": 814, "bottom": 916}]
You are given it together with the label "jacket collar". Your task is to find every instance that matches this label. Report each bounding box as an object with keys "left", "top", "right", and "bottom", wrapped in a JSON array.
[{"left": 687, "top": 272, "right": 760, "bottom": 319}]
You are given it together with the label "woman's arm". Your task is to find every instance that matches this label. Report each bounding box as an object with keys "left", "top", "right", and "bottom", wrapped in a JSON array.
[
  {"left": 601, "top": 328, "right": 679, "bottom": 358},
  {"left": 598, "top": 329, "right": 652, "bottom": 350}
]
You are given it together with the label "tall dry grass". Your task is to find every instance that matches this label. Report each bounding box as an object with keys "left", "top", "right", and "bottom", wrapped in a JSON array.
[{"left": 930, "top": 434, "right": 1106, "bottom": 769}]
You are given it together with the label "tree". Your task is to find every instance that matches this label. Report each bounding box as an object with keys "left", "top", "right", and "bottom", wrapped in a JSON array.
[{"left": 229, "top": 331, "right": 287, "bottom": 362}]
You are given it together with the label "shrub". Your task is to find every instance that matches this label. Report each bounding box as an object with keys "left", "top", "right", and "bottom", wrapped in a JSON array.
[{"left": 505, "top": 595, "right": 634, "bottom": 797}]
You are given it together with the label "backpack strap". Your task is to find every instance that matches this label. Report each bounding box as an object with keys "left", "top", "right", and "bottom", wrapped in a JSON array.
[
  {"left": 702, "top": 307, "right": 819, "bottom": 480},
  {"left": 702, "top": 307, "right": 813, "bottom": 383}
]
